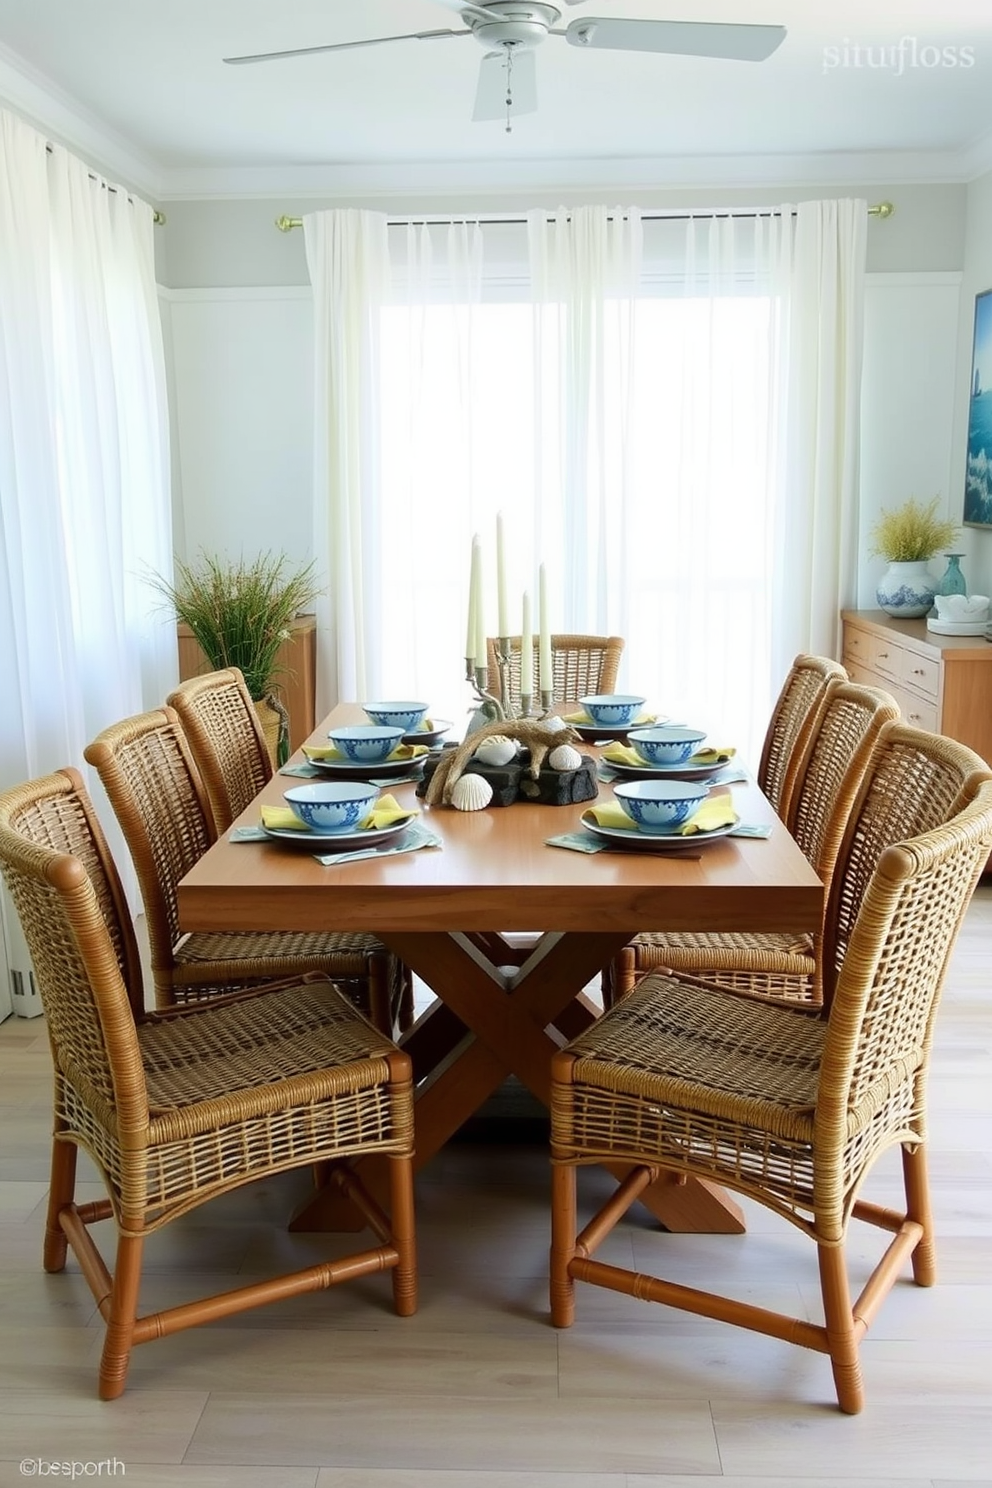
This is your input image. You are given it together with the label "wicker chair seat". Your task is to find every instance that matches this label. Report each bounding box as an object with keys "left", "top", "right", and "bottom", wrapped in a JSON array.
[{"left": 175, "top": 927, "right": 386, "bottom": 970}]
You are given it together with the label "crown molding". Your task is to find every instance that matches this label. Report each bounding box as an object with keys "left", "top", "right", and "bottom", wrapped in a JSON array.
[
  {"left": 0, "top": 43, "right": 163, "bottom": 198},
  {"left": 153, "top": 148, "right": 983, "bottom": 202},
  {"left": 2, "top": 38, "right": 990, "bottom": 204}
]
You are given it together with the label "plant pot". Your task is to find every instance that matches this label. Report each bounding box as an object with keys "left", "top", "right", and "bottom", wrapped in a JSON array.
[{"left": 875, "top": 560, "right": 935, "bottom": 618}]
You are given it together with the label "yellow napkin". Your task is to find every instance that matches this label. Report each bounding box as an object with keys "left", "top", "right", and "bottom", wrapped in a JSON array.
[
  {"left": 601, "top": 741, "right": 735, "bottom": 768},
  {"left": 564, "top": 710, "right": 657, "bottom": 727},
  {"left": 303, "top": 742, "right": 429, "bottom": 763},
  {"left": 586, "top": 795, "right": 737, "bottom": 836},
  {"left": 415, "top": 717, "right": 435, "bottom": 731},
  {"left": 261, "top": 794, "right": 417, "bottom": 833}
]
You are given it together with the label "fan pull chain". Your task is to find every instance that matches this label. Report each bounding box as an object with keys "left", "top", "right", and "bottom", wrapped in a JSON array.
[{"left": 504, "top": 46, "right": 514, "bottom": 134}]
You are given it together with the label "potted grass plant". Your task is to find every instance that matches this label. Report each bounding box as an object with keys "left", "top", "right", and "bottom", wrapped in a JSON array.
[
  {"left": 869, "top": 496, "right": 958, "bottom": 617},
  {"left": 151, "top": 551, "right": 320, "bottom": 763}
]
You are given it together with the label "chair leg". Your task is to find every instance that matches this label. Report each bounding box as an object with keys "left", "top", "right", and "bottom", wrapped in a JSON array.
[
  {"left": 99, "top": 1233, "right": 145, "bottom": 1401},
  {"left": 602, "top": 946, "right": 638, "bottom": 1010},
  {"left": 902, "top": 1142, "right": 937, "bottom": 1286},
  {"left": 389, "top": 1153, "right": 418, "bottom": 1317},
  {"left": 366, "top": 953, "right": 394, "bottom": 1037},
  {"left": 550, "top": 1162, "right": 578, "bottom": 1328},
  {"left": 817, "top": 1242, "right": 864, "bottom": 1414},
  {"left": 43, "top": 1136, "right": 77, "bottom": 1273}
]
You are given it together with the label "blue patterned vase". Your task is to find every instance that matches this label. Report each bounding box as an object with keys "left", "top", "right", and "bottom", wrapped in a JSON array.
[{"left": 875, "top": 560, "right": 935, "bottom": 618}]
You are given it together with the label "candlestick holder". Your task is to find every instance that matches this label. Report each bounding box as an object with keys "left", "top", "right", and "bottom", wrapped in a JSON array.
[
  {"left": 519, "top": 692, "right": 533, "bottom": 719},
  {"left": 467, "top": 663, "right": 508, "bottom": 735},
  {"left": 539, "top": 688, "right": 555, "bottom": 719}
]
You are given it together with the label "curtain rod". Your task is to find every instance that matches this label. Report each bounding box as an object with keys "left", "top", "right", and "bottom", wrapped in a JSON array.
[
  {"left": 42, "top": 143, "right": 166, "bottom": 223},
  {"left": 274, "top": 201, "right": 894, "bottom": 232}
]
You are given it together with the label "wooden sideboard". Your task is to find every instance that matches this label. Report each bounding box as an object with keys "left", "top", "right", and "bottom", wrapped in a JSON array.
[
  {"left": 841, "top": 608, "right": 992, "bottom": 771},
  {"left": 177, "top": 614, "right": 317, "bottom": 755}
]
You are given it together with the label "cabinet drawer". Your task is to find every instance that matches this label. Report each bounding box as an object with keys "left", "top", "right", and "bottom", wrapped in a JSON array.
[
  {"left": 844, "top": 659, "right": 877, "bottom": 689},
  {"left": 843, "top": 626, "right": 872, "bottom": 667},
  {"left": 890, "top": 683, "right": 939, "bottom": 733},
  {"left": 900, "top": 650, "right": 940, "bottom": 702},
  {"left": 868, "top": 635, "right": 903, "bottom": 684}
]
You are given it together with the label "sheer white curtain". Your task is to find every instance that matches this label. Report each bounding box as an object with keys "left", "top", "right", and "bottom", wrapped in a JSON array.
[
  {"left": 769, "top": 198, "right": 868, "bottom": 679},
  {"left": 0, "top": 108, "right": 174, "bottom": 791},
  {"left": 304, "top": 209, "right": 391, "bottom": 713},
  {"left": 305, "top": 199, "right": 866, "bottom": 765}
]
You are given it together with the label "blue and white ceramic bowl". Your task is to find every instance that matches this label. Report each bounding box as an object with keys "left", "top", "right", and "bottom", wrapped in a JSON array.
[
  {"left": 363, "top": 701, "right": 429, "bottom": 731},
  {"left": 579, "top": 694, "right": 647, "bottom": 727},
  {"left": 613, "top": 779, "right": 709, "bottom": 832},
  {"left": 284, "top": 781, "right": 378, "bottom": 833},
  {"left": 627, "top": 726, "right": 707, "bottom": 766},
  {"left": 327, "top": 724, "right": 405, "bottom": 763}
]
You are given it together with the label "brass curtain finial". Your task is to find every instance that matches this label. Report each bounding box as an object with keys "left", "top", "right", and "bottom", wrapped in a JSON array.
[
  {"left": 276, "top": 215, "right": 302, "bottom": 232},
  {"left": 153, "top": 209, "right": 166, "bottom": 226},
  {"left": 869, "top": 201, "right": 894, "bottom": 219}
]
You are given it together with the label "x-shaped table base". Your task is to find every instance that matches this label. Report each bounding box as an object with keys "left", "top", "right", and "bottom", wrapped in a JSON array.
[{"left": 290, "top": 930, "right": 745, "bottom": 1235}]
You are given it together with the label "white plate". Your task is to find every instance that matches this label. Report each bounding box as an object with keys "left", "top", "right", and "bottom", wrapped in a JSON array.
[
  {"left": 580, "top": 809, "right": 739, "bottom": 850},
  {"left": 603, "top": 756, "right": 734, "bottom": 782},
  {"left": 402, "top": 719, "right": 452, "bottom": 747},
  {"left": 261, "top": 817, "right": 414, "bottom": 850},
  {"left": 570, "top": 716, "right": 668, "bottom": 742},
  {"left": 304, "top": 752, "right": 428, "bottom": 780}
]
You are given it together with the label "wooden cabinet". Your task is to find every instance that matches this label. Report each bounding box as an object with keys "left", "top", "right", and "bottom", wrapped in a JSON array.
[
  {"left": 841, "top": 610, "right": 992, "bottom": 868},
  {"left": 177, "top": 614, "right": 317, "bottom": 755}
]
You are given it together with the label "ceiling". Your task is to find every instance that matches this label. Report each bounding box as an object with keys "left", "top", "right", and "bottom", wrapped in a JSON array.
[{"left": 0, "top": 0, "right": 991, "bottom": 198}]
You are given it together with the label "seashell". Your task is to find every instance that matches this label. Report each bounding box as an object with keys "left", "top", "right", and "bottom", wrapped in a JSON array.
[
  {"left": 543, "top": 715, "right": 568, "bottom": 732},
  {"left": 548, "top": 743, "right": 582, "bottom": 772},
  {"left": 451, "top": 774, "right": 494, "bottom": 811},
  {"left": 474, "top": 735, "right": 517, "bottom": 767}
]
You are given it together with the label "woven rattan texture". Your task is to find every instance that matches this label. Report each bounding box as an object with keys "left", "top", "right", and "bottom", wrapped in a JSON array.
[
  {"left": 556, "top": 776, "right": 992, "bottom": 1240},
  {"left": 167, "top": 668, "right": 271, "bottom": 834},
  {"left": 610, "top": 681, "right": 897, "bottom": 1007},
  {"left": 757, "top": 654, "right": 847, "bottom": 816},
  {"left": 823, "top": 724, "right": 990, "bottom": 1007},
  {"left": 485, "top": 634, "right": 623, "bottom": 710},
  {"left": 85, "top": 707, "right": 404, "bottom": 1027}
]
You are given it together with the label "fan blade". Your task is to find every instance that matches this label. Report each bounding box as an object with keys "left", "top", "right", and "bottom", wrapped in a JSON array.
[
  {"left": 564, "top": 18, "right": 786, "bottom": 61},
  {"left": 473, "top": 49, "right": 537, "bottom": 121},
  {"left": 223, "top": 28, "right": 470, "bottom": 64}
]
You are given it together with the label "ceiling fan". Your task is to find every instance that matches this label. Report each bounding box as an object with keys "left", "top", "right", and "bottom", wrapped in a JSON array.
[{"left": 223, "top": 1, "right": 787, "bottom": 130}]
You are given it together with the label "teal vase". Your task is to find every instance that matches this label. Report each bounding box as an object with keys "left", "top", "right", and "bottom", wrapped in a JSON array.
[{"left": 935, "top": 553, "right": 967, "bottom": 596}]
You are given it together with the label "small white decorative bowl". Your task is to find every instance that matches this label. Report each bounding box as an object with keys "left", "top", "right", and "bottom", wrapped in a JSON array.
[
  {"left": 327, "top": 725, "right": 405, "bottom": 762},
  {"left": 627, "top": 726, "right": 707, "bottom": 766},
  {"left": 363, "top": 701, "right": 430, "bottom": 731},
  {"left": 579, "top": 694, "right": 646, "bottom": 727},
  {"left": 613, "top": 779, "right": 709, "bottom": 832},
  {"left": 284, "top": 781, "right": 378, "bottom": 833}
]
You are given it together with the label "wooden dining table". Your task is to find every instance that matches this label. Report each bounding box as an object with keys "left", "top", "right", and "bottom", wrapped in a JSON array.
[{"left": 177, "top": 704, "right": 823, "bottom": 1235}]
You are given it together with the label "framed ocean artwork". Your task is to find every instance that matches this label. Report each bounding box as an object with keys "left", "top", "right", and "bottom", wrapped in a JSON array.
[{"left": 964, "top": 288, "right": 992, "bottom": 528}]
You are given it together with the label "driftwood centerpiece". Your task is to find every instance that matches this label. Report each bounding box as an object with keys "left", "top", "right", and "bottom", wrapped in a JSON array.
[{"left": 422, "top": 718, "right": 582, "bottom": 807}]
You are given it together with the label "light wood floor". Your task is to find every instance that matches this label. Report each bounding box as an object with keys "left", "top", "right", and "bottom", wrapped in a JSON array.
[{"left": 1, "top": 892, "right": 991, "bottom": 1487}]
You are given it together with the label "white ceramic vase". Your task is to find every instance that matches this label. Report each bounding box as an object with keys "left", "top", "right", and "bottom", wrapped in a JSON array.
[{"left": 875, "top": 559, "right": 935, "bottom": 618}]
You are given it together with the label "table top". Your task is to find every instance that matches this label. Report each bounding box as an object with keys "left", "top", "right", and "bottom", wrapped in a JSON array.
[{"left": 177, "top": 705, "right": 823, "bottom": 938}]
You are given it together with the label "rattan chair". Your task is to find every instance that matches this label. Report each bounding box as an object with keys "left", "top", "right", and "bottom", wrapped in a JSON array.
[
  {"left": 485, "top": 633, "right": 624, "bottom": 711},
  {"left": 84, "top": 707, "right": 407, "bottom": 1033},
  {"left": 0, "top": 767, "right": 416, "bottom": 1400},
  {"left": 758, "top": 652, "right": 848, "bottom": 819},
  {"left": 550, "top": 725, "right": 992, "bottom": 1414},
  {"left": 604, "top": 681, "right": 900, "bottom": 1008},
  {"left": 166, "top": 666, "right": 274, "bottom": 834}
]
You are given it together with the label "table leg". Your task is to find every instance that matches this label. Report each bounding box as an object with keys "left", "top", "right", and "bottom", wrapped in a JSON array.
[{"left": 290, "top": 930, "right": 744, "bottom": 1235}]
